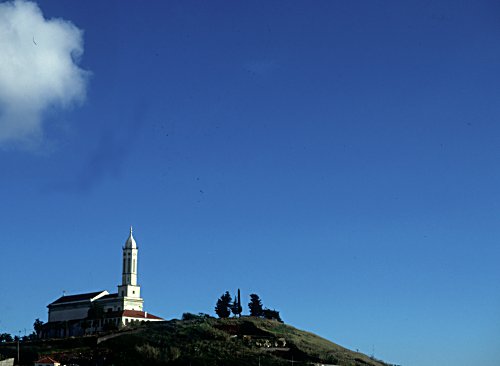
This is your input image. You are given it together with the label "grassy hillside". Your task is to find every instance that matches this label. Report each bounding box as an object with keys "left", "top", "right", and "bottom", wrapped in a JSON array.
[{"left": 0, "top": 317, "right": 391, "bottom": 366}]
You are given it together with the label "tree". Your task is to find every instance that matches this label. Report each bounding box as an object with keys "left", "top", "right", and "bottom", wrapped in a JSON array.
[
  {"left": 102, "top": 322, "right": 118, "bottom": 332},
  {"left": 262, "top": 309, "right": 283, "bottom": 323},
  {"left": 80, "top": 319, "right": 90, "bottom": 335},
  {"left": 33, "top": 318, "right": 44, "bottom": 337},
  {"left": 231, "top": 289, "right": 243, "bottom": 318},
  {"left": 0, "top": 333, "right": 13, "bottom": 343},
  {"left": 248, "top": 294, "right": 263, "bottom": 317},
  {"left": 87, "top": 302, "right": 105, "bottom": 333},
  {"left": 87, "top": 302, "right": 104, "bottom": 320},
  {"left": 182, "top": 313, "right": 212, "bottom": 321},
  {"left": 215, "top": 291, "right": 232, "bottom": 318}
]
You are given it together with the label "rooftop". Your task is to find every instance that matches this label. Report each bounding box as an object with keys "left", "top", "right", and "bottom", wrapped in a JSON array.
[
  {"left": 122, "top": 309, "right": 163, "bottom": 320},
  {"left": 48, "top": 291, "right": 108, "bottom": 306}
]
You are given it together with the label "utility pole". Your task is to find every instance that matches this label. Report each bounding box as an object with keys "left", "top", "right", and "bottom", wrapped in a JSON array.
[{"left": 17, "top": 330, "right": 20, "bottom": 366}]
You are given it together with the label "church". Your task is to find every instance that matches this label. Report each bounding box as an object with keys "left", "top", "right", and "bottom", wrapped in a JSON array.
[{"left": 42, "top": 227, "right": 163, "bottom": 338}]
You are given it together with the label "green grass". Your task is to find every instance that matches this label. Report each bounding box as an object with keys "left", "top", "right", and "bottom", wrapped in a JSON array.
[{"left": 0, "top": 317, "right": 391, "bottom": 366}]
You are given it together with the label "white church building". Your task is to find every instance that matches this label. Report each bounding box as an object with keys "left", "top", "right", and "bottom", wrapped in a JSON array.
[{"left": 42, "top": 228, "right": 163, "bottom": 338}]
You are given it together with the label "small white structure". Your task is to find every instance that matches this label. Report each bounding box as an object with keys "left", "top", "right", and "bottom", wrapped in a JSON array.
[
  {"left": 0, "top": 358, "right": 14, "bottom": 366},
  {"left": 34, "top": 356, "right": 60, "bottom": 366},
  {"left": 42, "top": 227, "right": 163, "bottom": 337}
]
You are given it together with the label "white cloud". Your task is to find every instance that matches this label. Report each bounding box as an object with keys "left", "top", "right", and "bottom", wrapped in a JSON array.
[{"left": 0, "top": 0, "right": 89, "bottom": 148}]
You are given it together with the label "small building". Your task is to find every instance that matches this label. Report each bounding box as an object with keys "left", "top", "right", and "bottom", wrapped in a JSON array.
[
  {"left": 122, "top": 309, "right": 163, "bottom": 325},
  {"left": 34, "top": 357, "right": 60, "bottom": 366}
]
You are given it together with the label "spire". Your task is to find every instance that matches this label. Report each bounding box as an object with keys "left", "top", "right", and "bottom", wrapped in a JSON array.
[{"left": 125, "top": 226, "right": 137, "bottom": 249}]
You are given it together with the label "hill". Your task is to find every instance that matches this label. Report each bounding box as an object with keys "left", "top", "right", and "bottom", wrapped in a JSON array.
[{"left": 0, "top": 316, "right": 392, "bottom": 366}]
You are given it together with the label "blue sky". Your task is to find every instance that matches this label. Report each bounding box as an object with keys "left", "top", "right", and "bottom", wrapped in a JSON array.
[{"left": 1, "top": 1, "right": 499, "bottom": 365}]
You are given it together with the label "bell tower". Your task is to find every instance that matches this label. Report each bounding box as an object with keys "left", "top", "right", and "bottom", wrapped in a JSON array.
[{"left": 118, "top": 226, "right": 144, "bottom": 311}]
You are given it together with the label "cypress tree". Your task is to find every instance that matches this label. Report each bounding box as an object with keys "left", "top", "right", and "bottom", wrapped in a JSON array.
[
  {"left": 215, "top": 291, "right": 232, "bottom": 318},
  {"left": 248, "top": 293, "right": 264, "bottom": 317},
  {"left": 231, "top": 288, "right": 243, "bottom": 317}
]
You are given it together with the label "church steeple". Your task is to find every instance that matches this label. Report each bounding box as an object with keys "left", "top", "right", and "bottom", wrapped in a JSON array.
[
  {"left": 118, "top": 227, "right": 142, "bottom": 306},
  {"left": 122, "top": 226, "right": 138, "bottom": 286},
  {"left": 125, "top": 226, "right": 137, "bottom": 249}
]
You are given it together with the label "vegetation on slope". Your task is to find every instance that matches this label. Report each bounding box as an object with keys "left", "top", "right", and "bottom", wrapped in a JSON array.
[{"left": 0, "top": 317, "right": 391, "bottom": 366}]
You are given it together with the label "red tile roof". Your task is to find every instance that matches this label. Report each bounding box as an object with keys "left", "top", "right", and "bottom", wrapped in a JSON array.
[
  {"left": 122, "top": 310, "right": 163, "bottom": 320},
  {"left": 35, "top": 356, "right": 59, "bottom": 363}
]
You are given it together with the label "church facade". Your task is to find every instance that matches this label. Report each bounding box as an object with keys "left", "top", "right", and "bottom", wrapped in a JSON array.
[{"left": 42, "top": 228, "right": 162, "bottom": 338}]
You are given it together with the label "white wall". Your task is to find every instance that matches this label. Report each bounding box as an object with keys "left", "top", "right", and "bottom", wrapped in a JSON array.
[{"left": 48, "top": 304, "right": 90, "bottom": 322}]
